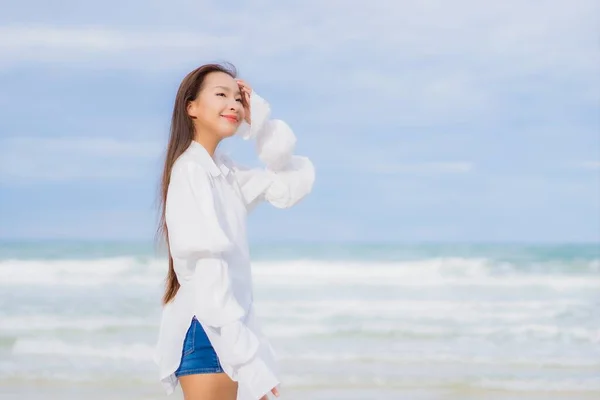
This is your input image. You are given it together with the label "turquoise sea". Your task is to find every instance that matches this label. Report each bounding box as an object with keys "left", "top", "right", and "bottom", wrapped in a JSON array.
[{"left": 0, "top": 241, "right": 599, "bottom": 399}]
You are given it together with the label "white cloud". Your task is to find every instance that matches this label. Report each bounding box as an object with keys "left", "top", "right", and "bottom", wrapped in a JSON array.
[
  {"left": 0, "top": 0, "right": 597, "bottom": 75},
  {"left": 0, "top": 27, "right": 205, "bottom": 50},
  {"left": 371, "top": 162, "right": 474, "bottom": 174},
  {"left": 0, "top": 26, "right": 241, "bottom": 70},
  {"left": 4, "top": 137, "right": 161, "bottom": 157},
  {"left": 0, "top": 1, "right": 597, "bottom": 184},
  {"left": 0, "top": 137, "right": 162, "bottom": 182},
  {"left": 576, "top": 161, "right": 600, "bottom": 170},
  {"left": 0, "top": 0, "right": 597, "bottom": 126}
]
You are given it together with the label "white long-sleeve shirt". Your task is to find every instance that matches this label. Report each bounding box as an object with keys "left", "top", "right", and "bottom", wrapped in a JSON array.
[{"left": 153, "top": 91, "right": 315, "bottom": 399}]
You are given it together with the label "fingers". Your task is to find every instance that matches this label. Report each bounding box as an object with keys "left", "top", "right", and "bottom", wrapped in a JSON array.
[
  {"left": 241, "top": 86, "right": 251, "bottom": 99},
  {"left": 236, "top": 79, "right": 252, "bottom": 95},
  {"left": 236, "top": 79, "right": 249, "bottom": 88},
  {"left": 258, "top": 386, "right": 280, "bottom": 400},
  {"left": 236, "top": 79, "right": 252, "bottom": 124}
]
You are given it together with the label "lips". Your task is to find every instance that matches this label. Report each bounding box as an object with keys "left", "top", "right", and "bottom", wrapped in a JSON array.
[{"left": 221, "top": 115, "right": 239, "bottom": 123}]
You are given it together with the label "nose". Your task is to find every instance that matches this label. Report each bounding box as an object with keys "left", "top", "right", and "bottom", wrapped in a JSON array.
[{"left": 229, "top": 98, "right": 242, "bottom": 111}]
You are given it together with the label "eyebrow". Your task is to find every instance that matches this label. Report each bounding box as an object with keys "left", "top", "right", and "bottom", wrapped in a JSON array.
[{"left": 214, "top": 85, "right": 241, "bottom": 95}]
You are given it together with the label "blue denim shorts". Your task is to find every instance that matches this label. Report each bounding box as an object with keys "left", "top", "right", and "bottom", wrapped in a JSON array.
[{"left": 175, "top": 316, "right": 224, "bottom": 377}]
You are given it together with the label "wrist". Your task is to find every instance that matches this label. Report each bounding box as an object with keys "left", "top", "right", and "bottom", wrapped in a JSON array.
[{"left": 239, "top": 91, "right": 271, "bottom": 140}]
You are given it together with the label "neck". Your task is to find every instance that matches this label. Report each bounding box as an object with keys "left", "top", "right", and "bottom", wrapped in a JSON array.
[{"left": 193, "top": 132, "right": 221, "bottom": 157}]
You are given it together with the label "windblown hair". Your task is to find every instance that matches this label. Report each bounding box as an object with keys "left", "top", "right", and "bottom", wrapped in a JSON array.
[{"left": 157, "top": 63, "right": 238, "bottom": 304}]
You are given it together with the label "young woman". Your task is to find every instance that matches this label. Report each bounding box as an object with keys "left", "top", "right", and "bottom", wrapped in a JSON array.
[{"left": 154, "top": 63, "right": 315, "bottom": 400}]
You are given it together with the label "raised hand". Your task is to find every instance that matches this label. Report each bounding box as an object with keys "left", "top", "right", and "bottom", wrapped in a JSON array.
[{"left": 236, "top": 79, "right": 252, "bottom": 124}]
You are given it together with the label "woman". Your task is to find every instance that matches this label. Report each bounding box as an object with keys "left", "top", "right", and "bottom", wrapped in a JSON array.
[{"left": 154, "top": 63, "right": 315, "bottom": 400}]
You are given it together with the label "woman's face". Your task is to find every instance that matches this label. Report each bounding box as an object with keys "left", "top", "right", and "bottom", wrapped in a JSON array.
[{"left": 187, "top": 71, "right": 245, "bottom": 138}]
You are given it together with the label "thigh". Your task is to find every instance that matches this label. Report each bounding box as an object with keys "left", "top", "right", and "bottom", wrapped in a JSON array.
[{"left": 179, "top": 373, "right": 238, "bottom": 400}]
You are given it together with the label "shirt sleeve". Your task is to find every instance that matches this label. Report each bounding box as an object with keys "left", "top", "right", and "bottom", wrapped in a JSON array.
[
  {"left": 165, "top": 161, "right": 280, "bottom": 395},
  {"left": 232, "top": 92, "right": 316, "bottom": 212}
]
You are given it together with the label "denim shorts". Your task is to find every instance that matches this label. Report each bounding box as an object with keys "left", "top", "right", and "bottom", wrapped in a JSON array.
[{"left": 175, "top": 316, "right": 224, "bottom": 377}]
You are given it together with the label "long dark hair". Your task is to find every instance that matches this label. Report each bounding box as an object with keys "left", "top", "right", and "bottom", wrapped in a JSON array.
[{"left": 157, "top": 62, "right": 238, "bottom": 305}]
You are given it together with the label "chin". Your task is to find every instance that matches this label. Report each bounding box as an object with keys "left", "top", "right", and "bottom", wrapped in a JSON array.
[
  {"left": 217, "top": 127, "right": 238, "bottom": 138},
  {"left": 215, "top": 122, "right": 240, "bottom": 138}
]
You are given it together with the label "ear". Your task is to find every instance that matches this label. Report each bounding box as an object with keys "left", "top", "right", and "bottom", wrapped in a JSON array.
[{"left": 186, "top": 100, "right": 198, "bottom": 119}]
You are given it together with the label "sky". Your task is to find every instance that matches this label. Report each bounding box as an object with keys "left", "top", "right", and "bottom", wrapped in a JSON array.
[{"left": 0, "top": 0, "right": 598, "bottom": 243}]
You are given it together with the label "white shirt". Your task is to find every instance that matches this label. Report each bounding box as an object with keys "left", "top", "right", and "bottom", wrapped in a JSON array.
[{"left": 153, "top": 91, "right": 315, "bottom": 399}]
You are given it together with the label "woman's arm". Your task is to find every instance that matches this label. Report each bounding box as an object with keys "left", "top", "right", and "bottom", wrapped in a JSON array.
[{"left": 230, "top": 91, "right": 316, "bottom": 212}]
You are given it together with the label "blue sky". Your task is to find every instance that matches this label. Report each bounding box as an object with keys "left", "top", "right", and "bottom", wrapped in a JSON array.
[{"left": 0, "top": 0, "right": 598, "bottom": 243}]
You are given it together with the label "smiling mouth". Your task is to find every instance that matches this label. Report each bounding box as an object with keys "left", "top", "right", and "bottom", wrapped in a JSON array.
[{"left": 221, "top": 115, "right": 239, "bottom": 123}]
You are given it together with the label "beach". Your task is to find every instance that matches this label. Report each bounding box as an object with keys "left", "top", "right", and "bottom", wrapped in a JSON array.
[{"left": 0, "top": 241, "right": 599, "bottom": 399}]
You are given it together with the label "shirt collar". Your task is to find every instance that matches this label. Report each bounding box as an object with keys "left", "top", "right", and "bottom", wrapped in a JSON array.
[{"left": 187, "top": 140, "right": 230, "bottom": 177}]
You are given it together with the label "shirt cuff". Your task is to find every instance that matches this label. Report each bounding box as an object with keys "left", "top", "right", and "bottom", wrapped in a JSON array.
[
  {"left": 237, "top": 91, "right": 271, "bottom": 140},
  {"left": 264, "top": 156, "right": 316, "bottom": 209},
  {"left": 255, "top": 119, "right": 296, "bottom": 171},
  {"left": 236, "top": 355, "right": 280, "bottom": 400}
]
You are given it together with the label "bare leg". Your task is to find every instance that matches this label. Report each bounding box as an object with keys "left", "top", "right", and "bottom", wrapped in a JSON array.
[{"left": 179, "top": 372, "right": 238, "bottom": 400}]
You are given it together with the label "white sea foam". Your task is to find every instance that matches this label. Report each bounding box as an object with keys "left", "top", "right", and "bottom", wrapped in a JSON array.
[
  {"left": 9, "top": 336, "right": 600, "bottom": 372},
  {"left": 258, "top": 299, "right": 586, "bottom": 321},
  {"left": 0, "top": 315, "right": 151, "bottom": 332},
  {"left": 277, "top": 351, "right": 600, "bottom": 369},
  {"left": 252, "top": 259, "right": 600, "bottom": 289},
  {"left": 262, "top": 320, "right": 600, "bottom": 343},
  {"left": 258, "top": 298, "right": 596, "bottom": 338},
  {"left": 476, "top": 378, "right": 600, "bottom": 392},
  {"left": 0, "top": 257, "right": 145, "bottom": 286},
  {"left": 2, "top": 311, "right": 597, "bottom": 344},
  {"left": 1, "top": 257, "right": 599, "bottom": 289},
  {"left": 11, "top": 338, "right": 154, "bottom": 361},
  {"left": 1, "top": 244, "right": 598, "bottom": 399}
]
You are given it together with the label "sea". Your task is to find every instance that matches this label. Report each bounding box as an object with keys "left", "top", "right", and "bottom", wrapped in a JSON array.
[{"left": 0, "top": 241, "right": 598, "bottom": 400}]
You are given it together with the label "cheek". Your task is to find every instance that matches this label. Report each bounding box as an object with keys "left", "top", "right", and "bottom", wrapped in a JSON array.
[{"left": 197, "top": 101, "right": 222, "bottom": 121}]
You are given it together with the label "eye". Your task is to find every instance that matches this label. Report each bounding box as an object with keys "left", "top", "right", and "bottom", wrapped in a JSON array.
[
  {"left": 235, "top": 98, "right": 243, "bottom": 103},
  {"left": 216, "top": 93, "right": 226, "bottom": 97}
]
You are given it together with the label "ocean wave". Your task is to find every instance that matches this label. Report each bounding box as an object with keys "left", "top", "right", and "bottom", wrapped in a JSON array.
[
  {"left": 0, "top": 257, "right": 163, "bottom": 286},
  {"left": 278, "top": 351, "right": 600, "bottom": 369},
  {"left": 475, "top": 378, "right": 600, "bottom": 392},
  {"left": 0, "top": 315, "right": 152, "bottom": 333},
  {"left": 2, "top": 311, "right": 597, "bottom": 344},
  {"left": 259, "top": 299, "right": 589, "bottom": 322},
  {"left": 0, "top": 257, "right": 598, "bottom": 288},
  {"left": 252, "top": 258, "right": 600, "bottom": 288},
  {"left": 10, "top": 337, "right": 600, "bottom": 371},
  {"left": 262, "top": 322, "right": 600, "bottom": 343},
  {"left": 11, "top": 338, "right": 154, "bottom": 361}
]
